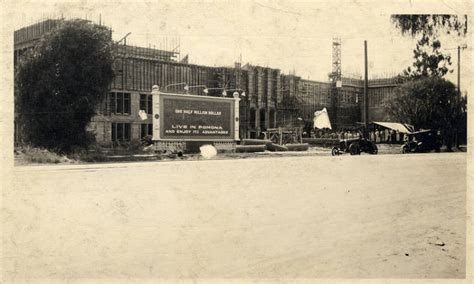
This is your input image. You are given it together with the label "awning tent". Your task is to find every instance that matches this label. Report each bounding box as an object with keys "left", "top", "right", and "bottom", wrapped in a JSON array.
[{"left": 370, "top": 122, "right": 413, "bottom": 134}]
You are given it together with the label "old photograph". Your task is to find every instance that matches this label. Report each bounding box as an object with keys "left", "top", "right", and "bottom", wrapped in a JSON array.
[{"left": 1, "top": 0, "right": 472, "bottom": 282}]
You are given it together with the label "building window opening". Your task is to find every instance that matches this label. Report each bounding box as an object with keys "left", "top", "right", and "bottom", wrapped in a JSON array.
[
  {"left": 123, "top": 93, "right": 130, "bottom": 114},
  {"left": 112, "top": 123, "right": 131, "bottom": 141},
  {"left": 117, "top": 93, "right": 123, "bottom": 113},
  {"left": 140, "top": 94, "right": 153, "bottom": 114},
  {"left": 140, "top": 123, "right": 153, "bottom": 138},
  {"left": 110, "top": 92, "right": 131, "bottom": 115},
  {"left": 260, "top": 109, "right": 266, "bottom": 131},
  {"left": 269, "top": 109, "right": 275, "bottom": 128},
  {"left": 249, "top": 108, "right": 256, "bottom": 129}
]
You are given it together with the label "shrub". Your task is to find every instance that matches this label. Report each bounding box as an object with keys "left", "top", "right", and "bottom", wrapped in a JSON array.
[{"left": 15, "top": 145, "right": 73, "bottom": 164}]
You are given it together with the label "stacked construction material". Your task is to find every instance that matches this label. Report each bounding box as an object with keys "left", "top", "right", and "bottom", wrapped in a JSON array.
[
  {"left": 285, "top": 143, "right": 309, "bottom": 151},
  {"left": 266, "top": 143, "right": 288, "bottom": 152},
  {"left": 235, "top": 144, "right": 267, "bottom": 153},
  {"left": 236, "top": 139, "right": 309, "bottom": 153},
  {"left": 236, "top": 139, "right": 270, "bottom": 153}
]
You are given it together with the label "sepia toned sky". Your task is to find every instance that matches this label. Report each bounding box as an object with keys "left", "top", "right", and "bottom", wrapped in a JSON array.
[{"left": 5, "top": 0, "right": 472, "bottom": 89}]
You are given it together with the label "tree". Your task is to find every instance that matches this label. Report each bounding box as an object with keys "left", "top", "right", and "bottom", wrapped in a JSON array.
[
  {"left": 16, "top": 19, "right": 114, "bottom": 152},
  {"left": 391, "top": 15, "right": 468, "bottom": 77},
  {"left": 386, "top": 77, "right": 466, "bottom": 147}
]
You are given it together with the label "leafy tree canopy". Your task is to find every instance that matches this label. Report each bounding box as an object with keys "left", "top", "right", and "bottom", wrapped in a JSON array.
[
  {"left": 16, "top": 19, "right": 115, "bottom": 152},
  {"left": 391, "top": 15, "right": 468, "bottom": 78},
  {"left": 386, "top": 77, "right": 466, "bottom": 132}
]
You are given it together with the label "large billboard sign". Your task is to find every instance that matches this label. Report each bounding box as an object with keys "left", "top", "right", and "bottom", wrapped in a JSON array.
[{"left": 152, "top": 92, "right": 239, "bottom": 141}]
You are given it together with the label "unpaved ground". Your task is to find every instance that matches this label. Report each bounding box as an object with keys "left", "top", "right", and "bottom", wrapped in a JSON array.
[
  {"left": 3, "top": 153, "right": 466, "bottom": 280},
  {"left": 14, "top": 143, "right": 464, "bottom": 166}
]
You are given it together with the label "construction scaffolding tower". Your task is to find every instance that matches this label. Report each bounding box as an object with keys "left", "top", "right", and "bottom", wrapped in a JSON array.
[
  {"left": 332, "top": 37, "right": 342, "bottom": 83},
  {"left": 330, "top": 37, "right": 342, "bottom": 129}
]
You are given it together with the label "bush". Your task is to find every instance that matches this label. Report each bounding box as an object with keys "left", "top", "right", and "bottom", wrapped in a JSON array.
[
  {"left": 128, "top": 139, "right": 143, "bottom": 152},
  {"left": 15, "top": 145, "right": 73, "bottom": 164},
  {"left": 74, "top": 151, "right": 108, "bottom": 163},
  {"left": 111, "top": 139, "right": 144, "bottom": 154}
]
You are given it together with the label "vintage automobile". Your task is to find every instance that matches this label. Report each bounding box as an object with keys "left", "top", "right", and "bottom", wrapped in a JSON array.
[
  {"left": 331, "top": 137, "right": 378, "bottom": 156},
  {"left": 401, "top": 130, "right": 442, "bottom": 153}
]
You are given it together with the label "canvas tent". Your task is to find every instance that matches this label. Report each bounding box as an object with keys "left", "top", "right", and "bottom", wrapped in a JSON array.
[
  {"left": 313, "top": 108, "right": 332, "bottom": 129},
  {"left": 370, "top": 122, "right": 413, "bottom": 133}
]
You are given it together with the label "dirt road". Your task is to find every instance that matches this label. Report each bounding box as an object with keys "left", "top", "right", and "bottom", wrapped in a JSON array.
[{"left": 3, "top": 153, "right": 466, "bottom": 280}]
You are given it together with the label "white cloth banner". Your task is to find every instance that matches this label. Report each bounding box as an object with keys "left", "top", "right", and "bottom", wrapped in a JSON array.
[
  {"left": 313, "top": 108, "right": 332, "bottom": 129},
  {"left": 138, "top": 110, "right": 148, "bottom": 120}
]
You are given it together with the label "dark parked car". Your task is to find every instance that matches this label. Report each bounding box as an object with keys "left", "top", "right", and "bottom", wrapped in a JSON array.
[
  {"left": 332, "top": 137, "right": 378, "bottom": 155},
  {"left": 401, "top": 130, "right": 441, "bottom": 153}
]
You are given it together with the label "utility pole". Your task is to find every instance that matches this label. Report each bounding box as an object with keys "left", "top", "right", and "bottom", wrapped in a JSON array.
[
  {"left": 457, "top": 45, "right": 461, "bottom": 95},
  {"left": 364, "top": 40, "right": 369, "bottom": 139}
]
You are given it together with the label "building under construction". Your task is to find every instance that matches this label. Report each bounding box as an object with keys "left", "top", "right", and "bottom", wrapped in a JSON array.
[{"left": 14, "top": 18, "right": 402, "bottom": 145}]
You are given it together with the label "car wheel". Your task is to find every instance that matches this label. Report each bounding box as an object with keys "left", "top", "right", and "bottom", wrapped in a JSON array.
[
  {"left": 331, "top": 147, "right": 339, "bottom": 156},
  {"left": 349, "top": 144, "right": 360, "bottom": 155},
  {"left": 370, "top": 144, "right": 378, "bottom": 154}
]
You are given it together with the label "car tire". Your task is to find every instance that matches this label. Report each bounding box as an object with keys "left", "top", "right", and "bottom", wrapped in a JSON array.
[
  {"left": 370, "top": 144, "right": 378, "bottom": 154},
  {"left": 331, "top": 147, "right": 339, "bottom": 156},
  {"left": 349, "top": 144, "right": 360, "bottom": 155}
]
